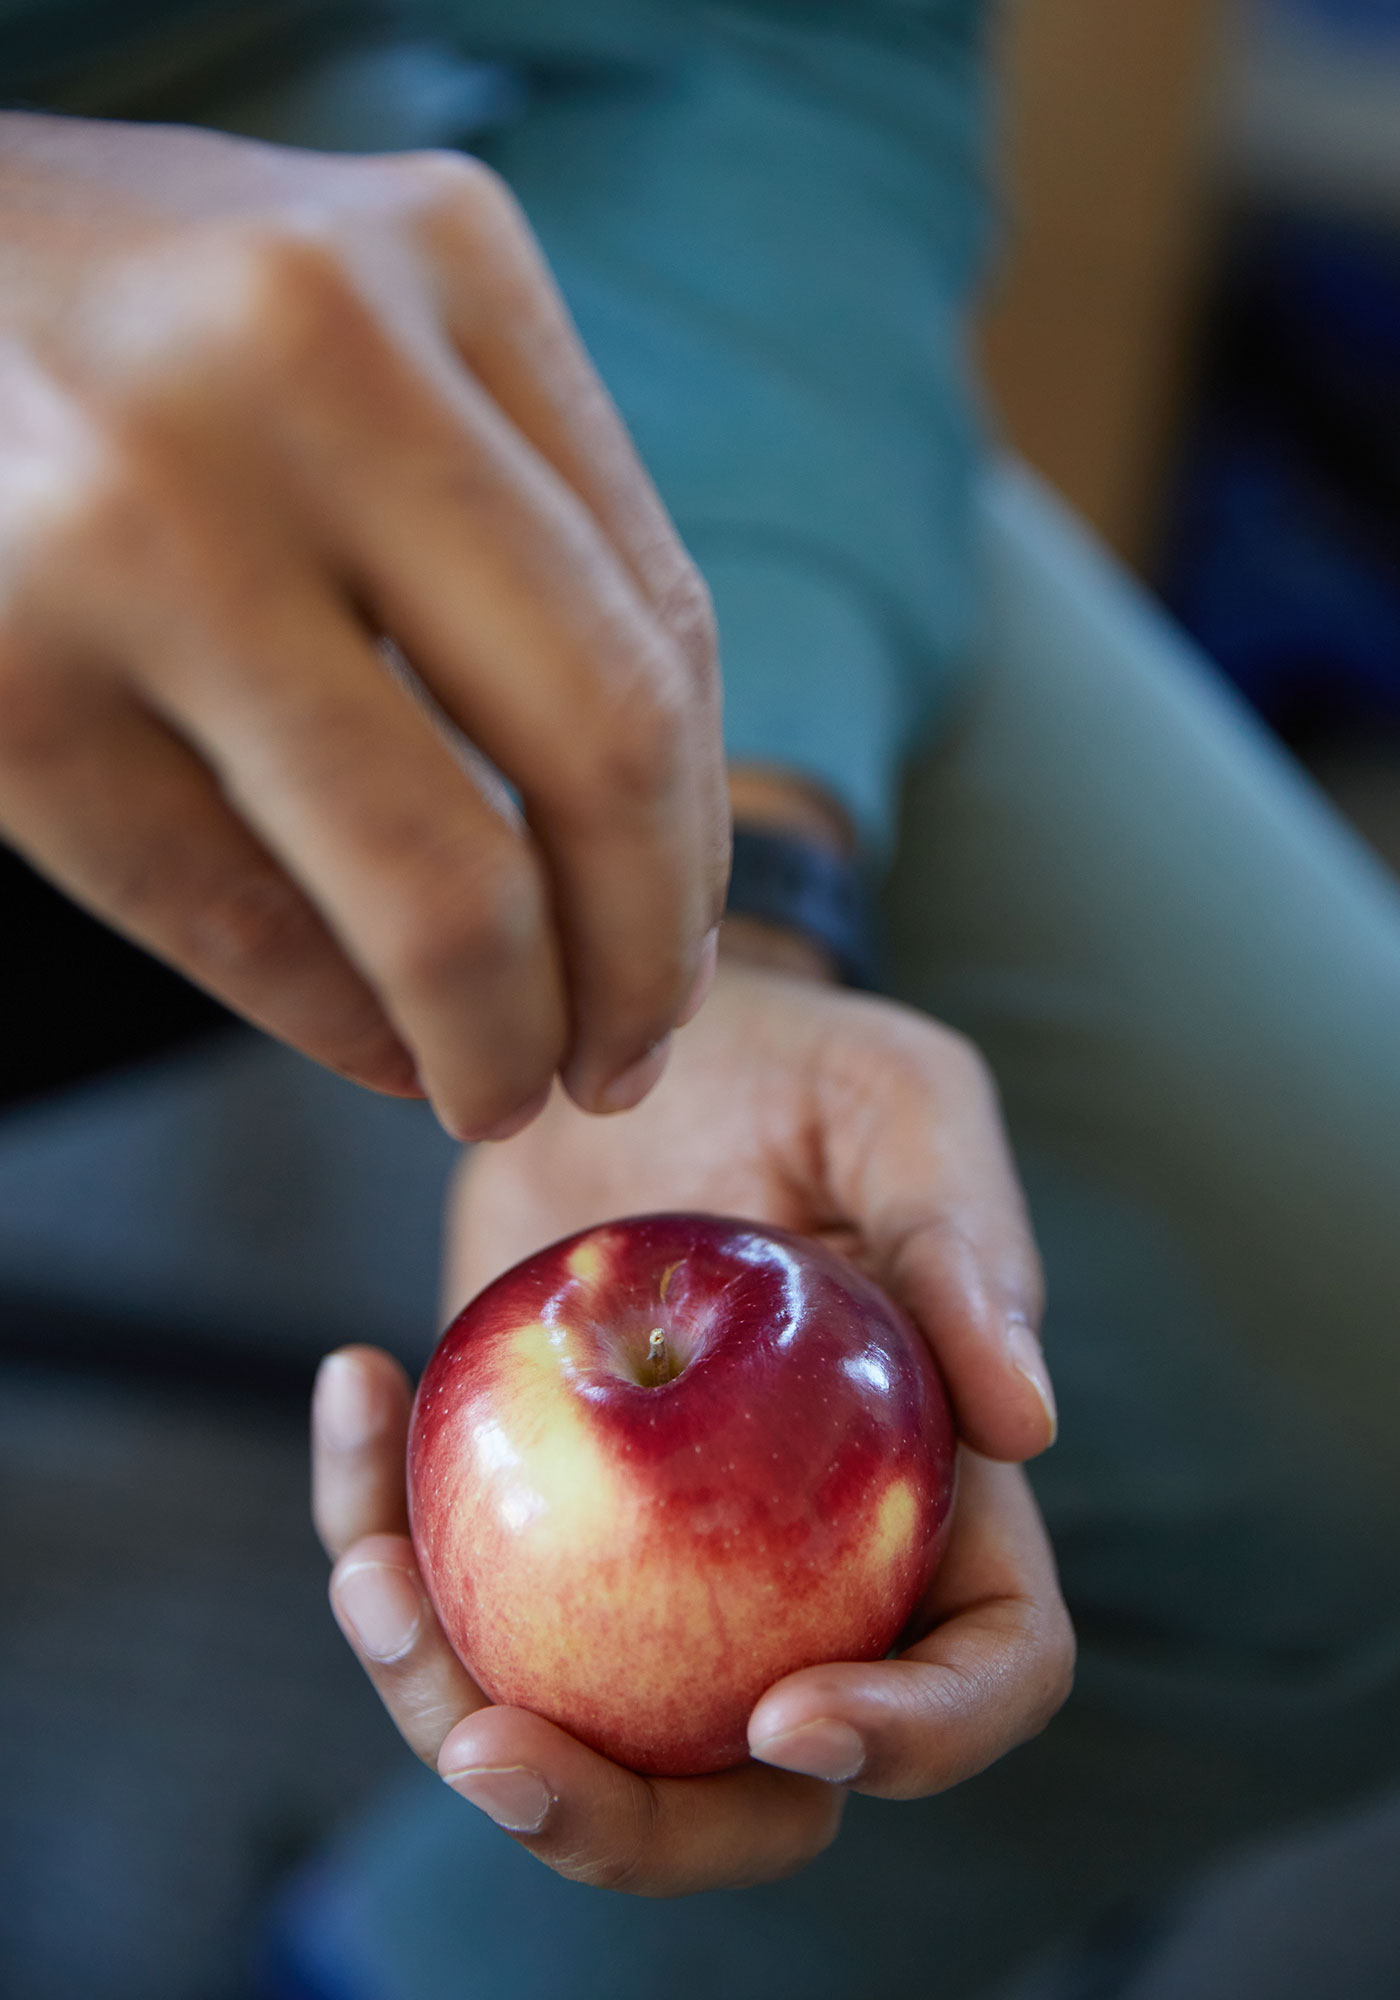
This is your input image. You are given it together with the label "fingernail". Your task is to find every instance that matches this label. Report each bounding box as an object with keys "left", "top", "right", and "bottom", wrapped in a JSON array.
[
  {"left": 676, "top": 927, "right": 720, "bottom": 1028},
  {"left": 1007, "top": 1317, "right": 1058, "bottom": 1446},
  {"left": 335, "top": 1563, "right": 422, "bottom": 1663},
  {"left": 597, "top": 1034, "right": 672, "bottom": 1114},
  {"left": 314, "top": 1352, "right": 377, "bottom": 1452},
  {"left": 442, "top": 1763, "right": 552, "bottom": 1833},
  {"left": 749, "top": 1718, "right": 865, "bottom": 1783},
  {"left": 462, "top": 1085, "right": 552, "bottom": 1146}
]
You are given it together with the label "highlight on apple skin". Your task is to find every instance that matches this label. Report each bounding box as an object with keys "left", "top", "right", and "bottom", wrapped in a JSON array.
[{"left": 408, "top": 1213, "right": 958, "bottom": 1777}]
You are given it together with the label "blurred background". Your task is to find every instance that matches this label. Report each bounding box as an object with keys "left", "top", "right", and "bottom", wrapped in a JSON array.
[
  {"left": 3, "top": 1, "right": 1400, "bottom": 1994},
  {"left": 984, "top": 0, "right": 1400, "bottom": 868}
]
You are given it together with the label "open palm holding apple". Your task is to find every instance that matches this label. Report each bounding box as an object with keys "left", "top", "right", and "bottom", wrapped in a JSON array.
[{"left": 312, "top": 956, "right": 1075, "bottom": 1894}]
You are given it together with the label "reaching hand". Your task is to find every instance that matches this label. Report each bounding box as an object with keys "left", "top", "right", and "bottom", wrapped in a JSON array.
[
  {"left": 312, "top": 961, "right": 1073, "bottom": 1893},
  {"left": 0, "top": 112, "right": 726, "bottom": 1137}
]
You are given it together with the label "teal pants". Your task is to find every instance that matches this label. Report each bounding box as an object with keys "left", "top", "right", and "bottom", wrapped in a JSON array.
[{"left": 272, "top": 464, "right": 1400, "bottom": 1998}]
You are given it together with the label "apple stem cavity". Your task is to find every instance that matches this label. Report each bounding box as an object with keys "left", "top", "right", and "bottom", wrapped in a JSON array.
[{"left": 643, "top": 1327, "right": 678, "bottom": 1387}]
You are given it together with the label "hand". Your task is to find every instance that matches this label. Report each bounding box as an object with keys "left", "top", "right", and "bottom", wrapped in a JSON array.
[
  {"left": 311, "top": 960, "right": 1072, "bottom": 1893},
  {"left": 447, "top": 957, "right": 1058, "bottom": 1461},
  {"left": 314, "top": 1347, "right": 1072, "bottom": 1895},
  {"left": 0, "top": 113, "right": 726, "bottom": 1136}
]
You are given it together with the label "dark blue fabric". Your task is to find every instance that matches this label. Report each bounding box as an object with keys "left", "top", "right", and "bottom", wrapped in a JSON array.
[{"left": 1163, "top": 218, "right": 1400, "bottom": 740}]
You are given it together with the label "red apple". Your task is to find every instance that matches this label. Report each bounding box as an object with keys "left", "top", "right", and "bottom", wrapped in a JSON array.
[{"left": 408, "top": 1212, "right": 957, "bottom": 1776}]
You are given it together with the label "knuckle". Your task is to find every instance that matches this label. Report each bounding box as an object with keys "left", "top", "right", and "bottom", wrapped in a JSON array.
[
  {"left": 396, "top": 149, "right": 533, "bottom": 276},
  {"left": 236, "top": 228, "right": 351, "bottom": 314},
  {"left": 571, "top": 1845, "right": 649, "bottom": 1896},
  {"left": 402, "top": 148, "right": 514, "bottom": 218},
  {"left": 195, "top": 228, "right": 368, "bottom": 387},
  {"left": 655, "top": 560, "right": 718, "bottom": 685},
  {"left": 80, "top": 227, "right": 369, "bottom": 413},
  {"left": 410, "top": 150, "right": 527, "bottom": 256},
  {"left": 181, "top": 870, "right": 329, "bottom": 985},
  {"left": 0, "top": 365, "right": 117, "bottom": 572},
  {"left": 564, "top": 1789, "right": 663, "bottom": 1896},
  {"left": 567, "top": 681, "right": 686, "bottom": 822},
  {"left": 383, "top": 842, "right": 539, "bottom": 997},
  {"left": 4, "top": 423, "right": 178, "bottom": 599}
]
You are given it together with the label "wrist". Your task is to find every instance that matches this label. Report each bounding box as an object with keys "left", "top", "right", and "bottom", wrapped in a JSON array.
[
  {"left": 727, "top": 764, "right": 852, "bottom": 855},
  {"left": 723, "top": 766, "right": 878, "bottom": 991},
  {"left": 723, "top": 765, "right": 844, "bottom": 980}
]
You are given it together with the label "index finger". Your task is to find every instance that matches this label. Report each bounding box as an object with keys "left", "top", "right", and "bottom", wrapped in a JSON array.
[
  {"left": 392, "top": 154, "right": 731, "bottom": 1107},
  {"left": 419, "top": 157, "right": 718, "bottom": 670},
  {"left": 425, "top": 154, "right": 731, "bottom": 1097}
]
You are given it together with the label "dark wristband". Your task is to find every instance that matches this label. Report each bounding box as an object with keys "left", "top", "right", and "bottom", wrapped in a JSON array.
[{"left": 724, "top": 824, "right": 881, "bottom": 990}]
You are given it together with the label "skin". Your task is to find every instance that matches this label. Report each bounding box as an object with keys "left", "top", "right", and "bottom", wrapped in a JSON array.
[
  {"left": 315, "top": 1361, "right": 1070, "bottom": 1895},
  {"left": 315, "top": 775, "right": 1075, "bottom": 1895},
  {"left": 0, "top": 112, "right": 1067, "bottom": 1872},
  {"left": 0, "top": 113, "right": 728, "bottom": 1138}
]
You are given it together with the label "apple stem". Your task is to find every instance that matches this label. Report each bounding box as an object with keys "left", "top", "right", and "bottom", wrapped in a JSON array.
[{"left": 647, "top": 1328, "right": 672, "bottom": 1386}]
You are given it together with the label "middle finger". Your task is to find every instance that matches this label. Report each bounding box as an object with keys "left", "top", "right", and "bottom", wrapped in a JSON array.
[{"left": 285, "top": 338, "right": 724, "bottom": 1113}]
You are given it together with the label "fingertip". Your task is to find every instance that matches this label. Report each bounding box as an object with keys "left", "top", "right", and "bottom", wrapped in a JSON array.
[
  {"left": 938, "top": 1314, "right": 1058, "bottom": 1464},
  {"left": 442, "top": 1761, "right": 554, "bottom": 1835},
  {"left": 361, "top": 1045, "right": 427, "bottom": 1098},
  {"left": 314, "top": 1343, "right": 411, "bottom": 1429},
  {"left": 1005, "top": 1316, "right": 1058, "bottom": 1454},
  {"left": 333, "top": 1552, "right": 425, "bottom": 1664},
  {"left": 313, "top": 1012, "right": 423, "bottom": 1099},
  {"left": 566, "top": 1033, "right": 672, "bottom": 1117},
  {"left": 600, "top": 1034, "right": 673, "bottom": 1112},
  {"left": 432, "top": 1079, "right": 551, "bottom": 1145},
  {"left": 437, "top": 1702, "right": 533, "bottom": 1775},
  {"left": 955, "top": 1399, "right": 1058, "bottom": 1466},
  {"left": 748, "top": 1717, "right": 864, "bottom": 1785},
  {"left": 436, "top": 1705, "right": 576, "bottom": 1811},
  {"left": 746, "top": 1668, "right": 869, "bottom": 1781},
  {"left": 313, "top": 1350, "right": 380, "bottom": 1454},
  {"left": 458, "top": 1083, "right": 553, "bottom": 1145}
]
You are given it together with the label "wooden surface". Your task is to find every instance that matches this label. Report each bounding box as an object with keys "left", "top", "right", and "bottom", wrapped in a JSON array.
[{"left": 979, "top": 0, "right": 1222, "bottom": 566}]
